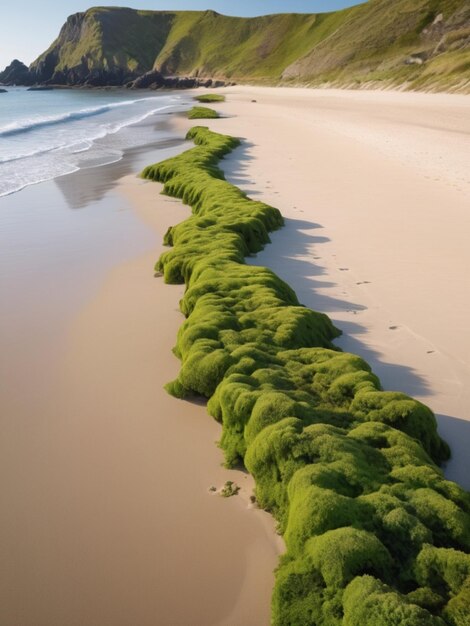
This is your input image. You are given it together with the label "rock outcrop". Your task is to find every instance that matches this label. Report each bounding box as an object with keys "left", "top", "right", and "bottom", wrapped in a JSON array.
[
  {"left": 127, "top": 70, "right": 227, "bottom": 89},
  {"left": 0, "top": 59, "right": 34, "bottom": 85}
]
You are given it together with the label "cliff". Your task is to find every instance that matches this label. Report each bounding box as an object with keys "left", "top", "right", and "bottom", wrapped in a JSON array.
[{"left": 1, "top": 1, "right": 469, "bottom": 92}]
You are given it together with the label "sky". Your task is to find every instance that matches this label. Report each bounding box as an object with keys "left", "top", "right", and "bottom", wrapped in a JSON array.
[{"left": 0, "top": 0, "right": 363, "bottom": 70}]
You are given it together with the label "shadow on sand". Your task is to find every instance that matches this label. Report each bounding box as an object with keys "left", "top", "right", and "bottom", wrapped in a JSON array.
[
  {"left": 437, "top": 414, "right": 470, "bottom": 490},
  {"left": 222, "top": 140, "right": 431, "bottom": 398},
  {"left": 218, "top": 139, "right": 469, "bottom": 490}
]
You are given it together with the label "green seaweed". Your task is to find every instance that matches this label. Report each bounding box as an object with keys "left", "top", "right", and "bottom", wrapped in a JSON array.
[
  {"left": 187, "top": 105, "right": 220, "bottom": 119},
  {"left": 142, "top": 126, "right": 470, "bottom": 625},
  {"left": 220, "top": 480, "right": 240, "bottom": 497},
  {"left": 193, "top": 93, "right": 226, "bottom": 103}
]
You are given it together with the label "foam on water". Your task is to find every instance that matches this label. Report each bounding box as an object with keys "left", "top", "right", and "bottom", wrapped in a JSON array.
[{"left": 0, "top": 88, "right": 190, "bottom": 196}]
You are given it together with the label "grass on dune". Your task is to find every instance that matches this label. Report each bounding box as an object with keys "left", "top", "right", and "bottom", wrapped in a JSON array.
[
  {"left": 141, "top": 125, "right": 470, "bottom": 625},
  {"left": 187, "top": 105, "right": 220, "bottom": 119}
]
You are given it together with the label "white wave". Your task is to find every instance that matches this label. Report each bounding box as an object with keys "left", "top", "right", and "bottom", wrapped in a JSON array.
[
  {"left": 0, "top": 96, "right": 189, "bottom": 196},
  {"left": 0, "top": 96, "right": 171, "bottom": 137},
  {"left": 0, "top": 104, "right": 176, "bottom": 165},
  {"left": 0, "top": 161, "right": 80, "bottom": 197}
]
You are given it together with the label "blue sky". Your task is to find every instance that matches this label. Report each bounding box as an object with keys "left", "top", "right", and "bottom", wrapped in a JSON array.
[{"left": 0, "top": 1, "right": 362, "bottom": 70}]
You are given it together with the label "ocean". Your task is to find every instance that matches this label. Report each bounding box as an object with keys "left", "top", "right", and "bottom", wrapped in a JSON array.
[{"left": 0, "top": 87, "right": 191, "bottom": 196}]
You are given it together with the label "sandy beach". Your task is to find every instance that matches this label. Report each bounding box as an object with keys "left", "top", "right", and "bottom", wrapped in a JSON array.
[
  {"left": 1, "top": 85, "right": 469, "bottom": 625},
  {"left": 179, "top": 85, "right": 470, "bottom": 489}
]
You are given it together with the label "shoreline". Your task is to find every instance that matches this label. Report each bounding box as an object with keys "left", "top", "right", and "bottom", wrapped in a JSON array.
[
  {"left": 0, "top": 89, "right": 193, "bottom": 198},
  {"left": 3, "top": 78, "right": 470, "bottom": 96},
  {"left": 0, "top": 112, "right": 281, "bottom": 625}
]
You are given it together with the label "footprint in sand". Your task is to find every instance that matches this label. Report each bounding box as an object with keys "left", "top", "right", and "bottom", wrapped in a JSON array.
[
  {"left": 389, "top": 325, "right": 398, "bottom": 330},
  {"left": 339, "top": 268, "right": 349, "bottom": 271}
]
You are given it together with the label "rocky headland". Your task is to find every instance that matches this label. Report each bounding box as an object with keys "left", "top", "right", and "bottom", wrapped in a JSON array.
[{"left": 1, "top": 2, "right": 469, "bottom": 92}]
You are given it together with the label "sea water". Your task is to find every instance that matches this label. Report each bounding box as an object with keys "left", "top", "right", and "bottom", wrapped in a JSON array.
[{"left": 0, "top": 87, "right": 190, "bottom": 196}]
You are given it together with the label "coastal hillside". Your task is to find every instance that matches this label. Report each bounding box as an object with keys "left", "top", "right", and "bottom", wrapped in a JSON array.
[{"left": 1, "top": 0, "right": 469, "bottom": 91}]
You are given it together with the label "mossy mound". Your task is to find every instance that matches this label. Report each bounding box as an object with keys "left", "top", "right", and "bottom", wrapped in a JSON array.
[
  {"left": 142, "top": 126, "right": 470, "bottom": 625},
  {"left": 187, "top": 105, "right": 220, "bottom": 119},
  {"left": 193, "top": 93, "right": 225, "bottom": 103}
]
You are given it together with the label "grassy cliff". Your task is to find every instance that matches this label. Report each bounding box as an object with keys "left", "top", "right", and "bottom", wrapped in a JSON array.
[
  {"left": 282, "top": 0, "right": 470, "bottom": 92},
  {"left": 26, "top": 1, "right": 470, "bottom": 92},
  {"left": 141, "top": 126, "right": 470, "bottom": 625}
]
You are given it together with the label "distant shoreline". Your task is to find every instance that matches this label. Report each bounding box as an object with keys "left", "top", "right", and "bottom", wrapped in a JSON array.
[{"left": 3, "top": 81, "right": 470, "bottom": 96}]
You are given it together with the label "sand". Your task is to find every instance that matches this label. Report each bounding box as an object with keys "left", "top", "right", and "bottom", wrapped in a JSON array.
[{"left": 179, "top": 85, "right": 470, "bottom": 489}]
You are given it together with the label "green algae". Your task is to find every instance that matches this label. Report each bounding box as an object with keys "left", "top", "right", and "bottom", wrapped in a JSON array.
[
  {"left": 142, "top": 126, "right": 470, "bottom": 625},
  {"left": 193, "top": 93, "right": 226, "bottom": 103},
  {"left": 187, "top": 105, "right": 220, "bottom": 119}
]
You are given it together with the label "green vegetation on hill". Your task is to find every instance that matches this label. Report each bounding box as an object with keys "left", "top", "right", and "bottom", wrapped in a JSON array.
[
  {"left": 23, "top": 1, "right": 470, "bottom": 92},
  {"left": 281, "top": 0, "right": 470, "bottom": 92},
  {"left": 33, "top": 8, "right": 177, "bottom": 79},
  {"left": 142, "top": 126, "right": 470, "bottom": 624},
  {"left": 153, "top": 11, "right": 328, "bottom": 81}
]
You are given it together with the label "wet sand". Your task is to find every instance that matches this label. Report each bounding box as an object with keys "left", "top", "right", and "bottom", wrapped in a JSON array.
[
  {"left": 180, "top": 85, "right": 470, "bottom": 489},
  {"left": 0, "top": 136, "right": 280, "bottom": 625}
]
